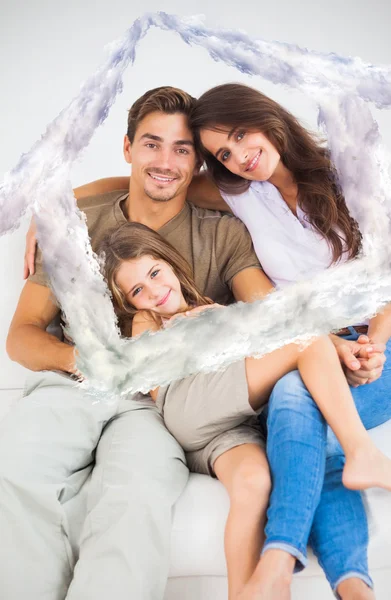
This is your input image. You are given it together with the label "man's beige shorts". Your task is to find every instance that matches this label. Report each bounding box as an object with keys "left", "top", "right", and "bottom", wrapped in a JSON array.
[{"left": 156, "top": 360, "right": 266, "bottom": 477}]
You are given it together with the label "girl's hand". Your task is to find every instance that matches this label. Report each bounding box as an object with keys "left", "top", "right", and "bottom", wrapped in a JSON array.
[
  {"left": 183, "top": 303, "right": 223, "bottom": 317},
  {"left": 165, "top": 303, "right": 223, "bottom": 325}
]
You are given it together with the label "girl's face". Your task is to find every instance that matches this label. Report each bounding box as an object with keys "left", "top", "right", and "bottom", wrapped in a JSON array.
[
  {"left": 115, "top": 255, "right": 187, "bottom": 316},
  {"left": 200, "top": 127, "right": 281, "bottom": 182}
]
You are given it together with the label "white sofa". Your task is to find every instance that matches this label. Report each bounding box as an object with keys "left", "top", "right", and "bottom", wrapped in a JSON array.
[{"left": 0, "top": 389, "right": 390, "bottom": 599}]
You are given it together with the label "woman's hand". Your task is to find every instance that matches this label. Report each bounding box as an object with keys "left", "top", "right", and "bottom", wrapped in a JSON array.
[
  {"left": 23, "top": 218, "right": 37, "bottom": 279},
  {"left": 331, "top": 334, "right": 386, "bottom": 387},
  {"left": 353, "top": 340, "right": 386, "bottom": 385}
]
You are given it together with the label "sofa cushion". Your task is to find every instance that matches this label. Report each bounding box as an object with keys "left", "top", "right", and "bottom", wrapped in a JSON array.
[{"left": 169, "top": 419, "right": 391, "bottom": 579}]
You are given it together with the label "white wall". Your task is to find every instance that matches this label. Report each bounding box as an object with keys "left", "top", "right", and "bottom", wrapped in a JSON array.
[{"left": 1, "top": 0, "right": 390, "bottom": 389}]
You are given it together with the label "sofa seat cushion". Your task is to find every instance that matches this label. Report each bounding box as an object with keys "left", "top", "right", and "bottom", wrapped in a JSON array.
[{"left": 169, "top": 419, "right": 391, "bottom": 578}]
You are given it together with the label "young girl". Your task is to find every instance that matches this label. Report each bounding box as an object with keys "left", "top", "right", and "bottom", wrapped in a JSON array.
[{"left": 100, "top": 221, "right": 391, "bottom": 600}]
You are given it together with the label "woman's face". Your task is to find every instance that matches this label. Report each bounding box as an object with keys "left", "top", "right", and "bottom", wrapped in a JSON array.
[
  {"left": 200, "top": 127, "right": 281, "bottom": 181},
  {"left": 116, "top": 255, "right": 186, "bottom": 316}
]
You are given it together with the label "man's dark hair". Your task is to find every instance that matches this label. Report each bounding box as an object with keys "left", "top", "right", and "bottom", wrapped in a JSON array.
[{"left": 126, "top": 86, "right": 197, "bottom": 143}]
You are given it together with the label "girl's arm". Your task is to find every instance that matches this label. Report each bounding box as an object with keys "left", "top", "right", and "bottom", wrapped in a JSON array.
[{"left": 131, "top": 311, "right": 161, "bottom": 401}]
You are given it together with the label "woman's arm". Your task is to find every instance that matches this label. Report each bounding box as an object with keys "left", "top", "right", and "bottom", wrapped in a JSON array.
[
  {"left": 330, "top": 304, "right": 391, "bottom": 387},
  {"left": 367, "top": 303, "right": 391, "bottom": 345},
  {"left": 73, "top": 173, "right": 228, "bottom": 211},
  {"left": 23, "top": 177, "right": 131, "bottom": 278},
  {"left": 188, "top": 172, "right": 231, "bottom": 212},
  {"left": 73, "top": 174, "right": 227, "bottom": 210},
  {"left": 353, "top": 303, "right": 391, "bottom": 385}
]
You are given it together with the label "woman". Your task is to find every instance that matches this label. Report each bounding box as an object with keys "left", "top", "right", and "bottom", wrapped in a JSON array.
[
  {"left": 189, "top": 83, "right": 391, "bottom": 600},
  {"left": 23, "top": 83, "right": 391, "bottom": 599}
]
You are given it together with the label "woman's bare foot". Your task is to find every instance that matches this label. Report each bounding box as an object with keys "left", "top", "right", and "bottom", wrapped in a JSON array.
[
  {"left": 236, "top": 550, "right": 294, "bottom": 600},
  {"left": 343, "top": 443, "right": 391, "bottom": 491},
  {"left": 337, "top": 577, "right": 375, "bottom": 600}
]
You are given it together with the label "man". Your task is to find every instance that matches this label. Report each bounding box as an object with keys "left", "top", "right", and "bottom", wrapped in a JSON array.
[{"left": 4, "top": 86, "right": 273, "bottom": 600}]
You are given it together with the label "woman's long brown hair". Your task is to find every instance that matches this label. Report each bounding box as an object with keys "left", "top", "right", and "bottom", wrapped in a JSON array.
[
  {"left": 99, "top": 222, "right": 212, "bottom": 335},
  {"left": 190, "top": 83, "right": 362, "bottom": 263}
]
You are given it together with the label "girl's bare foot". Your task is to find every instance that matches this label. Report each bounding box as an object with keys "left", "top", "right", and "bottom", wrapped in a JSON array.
[
  {"left": 337, "top": 577, "right": 375, "bottom": 600},
  {"left": 343, "top": 444, "right": 391, "bottom": 491}
]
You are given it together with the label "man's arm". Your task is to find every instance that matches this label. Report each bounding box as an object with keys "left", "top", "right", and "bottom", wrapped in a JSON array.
[
  {"left": 216, "top": 214, "right": 275, "bottom": 302},
  {"left": 6, "top": 281, "right": 76, "bottom": 373},
  {"left": 231, "top": 267, "right": 275, "bottom": 302}
]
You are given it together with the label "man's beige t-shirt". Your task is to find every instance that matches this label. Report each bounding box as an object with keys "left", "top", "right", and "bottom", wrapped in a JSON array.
[{"left": 29, "top": 190, "right": 262, "bottom": 307}]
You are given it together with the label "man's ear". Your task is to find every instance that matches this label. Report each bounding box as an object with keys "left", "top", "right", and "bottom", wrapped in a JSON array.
[{"left": 123, "top": 135, "right": 132, "bottom": 164}]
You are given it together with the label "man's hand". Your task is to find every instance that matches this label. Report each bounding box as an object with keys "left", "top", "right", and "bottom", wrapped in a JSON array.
[
  {"left": 331, "top": 334, "right": 386, "bottom": 387},
  {"left": 23, "top": 218, "right": 37, "bottom": 279}
]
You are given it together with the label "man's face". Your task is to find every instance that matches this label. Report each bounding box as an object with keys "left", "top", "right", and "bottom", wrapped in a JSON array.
[{"left": 124, "top": 111, "right": 198, "bottom": 203}]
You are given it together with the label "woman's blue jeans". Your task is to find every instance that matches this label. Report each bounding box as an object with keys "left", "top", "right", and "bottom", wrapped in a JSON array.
[{"left": 260, "top": 330, "right": 391, "bottom": 592}]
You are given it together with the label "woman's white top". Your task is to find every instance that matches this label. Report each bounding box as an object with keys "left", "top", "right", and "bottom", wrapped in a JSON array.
[
  {"left": 221, "top": 180, "right": 339, "bottom": 289},
  {"left": 221, "top": 180, "right": 368, "bottom": 327}
]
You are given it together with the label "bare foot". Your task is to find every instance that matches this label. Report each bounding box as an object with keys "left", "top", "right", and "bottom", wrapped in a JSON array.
[
  {"left": 236, "top": 550, "right": 293, "bottom": 600},
  {"left": 338, "top": 577, "right": 375, "bottom": 600},
  {"left": 343, "top": 444, "right": 391, "bottom": 491},
  {"left": 236, "top": 579, "right": 290, "bottom": 600}
]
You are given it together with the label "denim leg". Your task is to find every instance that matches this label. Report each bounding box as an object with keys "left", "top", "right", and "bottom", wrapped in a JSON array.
[
  {"left": 262, "top": 336, "right": 391, "bottom": 589},
  {"left": 261, "top": 370, "right": 327, "bottom": 569},
  {"left": 309, "top": 337, "right": 391, "bottom": 591},
  {"left": 308, "top": 454, "right": 373, "bottom": 593}
]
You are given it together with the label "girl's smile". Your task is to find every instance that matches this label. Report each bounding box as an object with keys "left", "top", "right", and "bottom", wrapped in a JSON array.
[{"left": 115, "top": 254, "right": 187, "bottom": 316}]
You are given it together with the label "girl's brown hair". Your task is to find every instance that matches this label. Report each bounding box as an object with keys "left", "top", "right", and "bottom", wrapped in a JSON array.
[
  {"left": 99, "top": 222, "right": 212, "bottom": 335},
  {"left": 190, "top": 83, "right": 362, "bottom": 263}
]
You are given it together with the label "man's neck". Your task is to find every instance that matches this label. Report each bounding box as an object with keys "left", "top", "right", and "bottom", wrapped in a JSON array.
[{"left": 124, "top": 181, "right": 186, "bottom": 231}]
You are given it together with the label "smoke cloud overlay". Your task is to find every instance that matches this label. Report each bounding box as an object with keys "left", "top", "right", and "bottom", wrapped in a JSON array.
[{"left": 0, "top": 13, "right": 390, "bottom": 396}]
